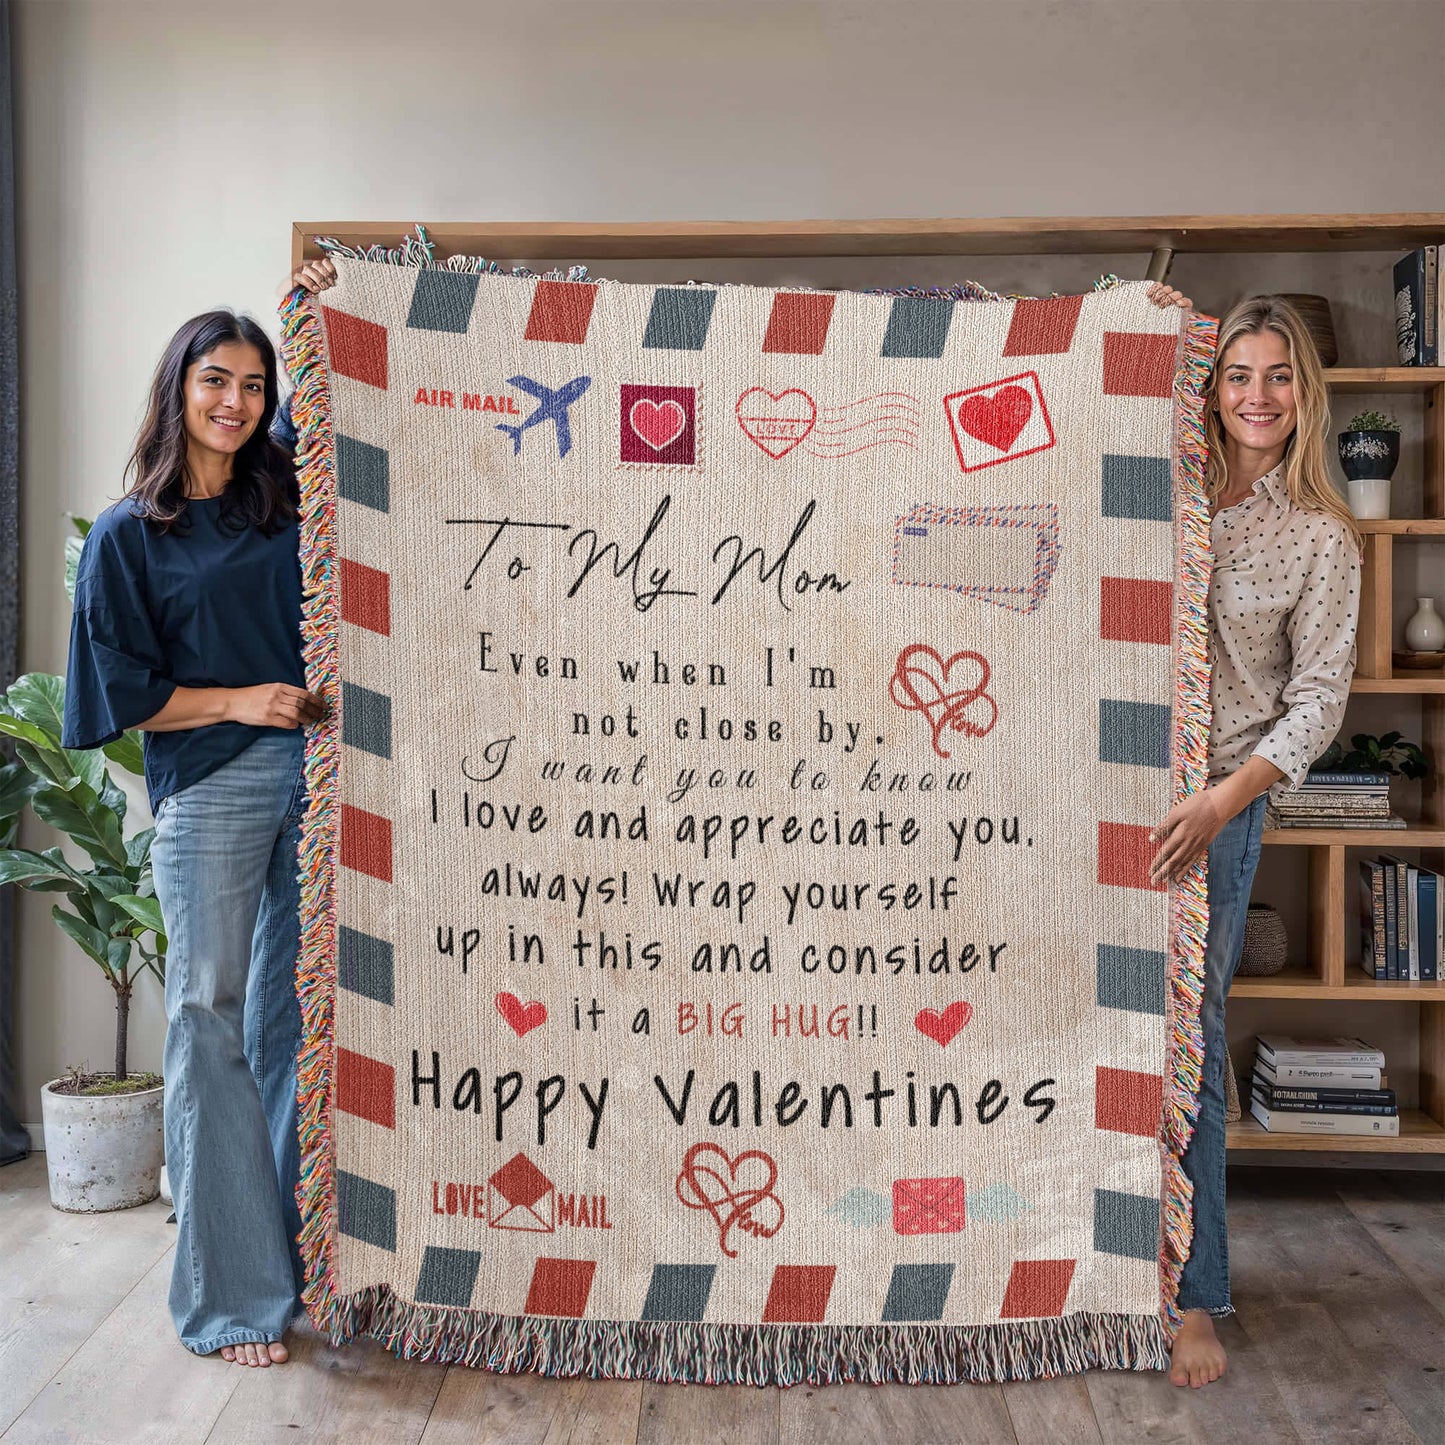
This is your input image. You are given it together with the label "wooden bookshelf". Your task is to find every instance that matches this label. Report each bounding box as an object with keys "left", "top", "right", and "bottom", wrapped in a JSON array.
[
  {"left": 1227, "top": 1110, "right": 1445, "bottom": 1153},
  {"left": 292, "top": 214, "right": 1445, "bottom": 265},
  {"left": 1324, "top": 367, "right": 1445, "bottom": 393}
]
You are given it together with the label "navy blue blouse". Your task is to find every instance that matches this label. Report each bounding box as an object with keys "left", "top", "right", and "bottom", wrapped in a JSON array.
[{"left": 61, "top": 494, "right": 306, "bottom": 811}]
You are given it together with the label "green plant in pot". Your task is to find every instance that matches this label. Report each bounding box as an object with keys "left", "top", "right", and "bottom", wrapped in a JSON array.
[
  {"left": 1338, "top": 408, "right": 1400, "bottom": 521},
  {"left": 1317, "top": 729, "right": 1429, "bottom": 784},
  {"left": 0, "top": 516, "right": 168, "bottom": 1210}
]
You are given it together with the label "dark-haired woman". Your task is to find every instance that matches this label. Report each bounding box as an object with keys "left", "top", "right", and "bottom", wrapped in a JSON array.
[{"left": 62, "top": 310, "right": 326, "bottom": 1366}]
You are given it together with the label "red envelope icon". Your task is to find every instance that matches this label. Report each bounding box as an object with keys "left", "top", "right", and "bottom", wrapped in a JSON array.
[
  {"left": 487, "top": 1152, "right": 555, "bottom": 1233},
  {"left": 892, "top": 1176, "right": 967, "bottom": 1235}
]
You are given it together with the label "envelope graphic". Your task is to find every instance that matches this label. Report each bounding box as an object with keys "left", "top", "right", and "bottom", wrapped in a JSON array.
[
  {"left": 487, "top": 1151, "right": 555, "bottom": 1233},
  {"left": 892, "top": 1176, "right": 967, "bottom": 1235}
]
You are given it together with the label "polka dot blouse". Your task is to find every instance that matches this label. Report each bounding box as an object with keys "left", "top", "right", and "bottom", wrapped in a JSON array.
[{"left": 1207, "top": 462, "right": 1361, "bottom": 789}]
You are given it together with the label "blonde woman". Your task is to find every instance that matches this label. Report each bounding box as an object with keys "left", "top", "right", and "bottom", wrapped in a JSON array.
[{"left": 1145, "top": 287, "right": 1362, "bottom": 1386}]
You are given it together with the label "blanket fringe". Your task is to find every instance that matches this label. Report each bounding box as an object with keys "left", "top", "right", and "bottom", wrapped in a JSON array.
[
  {"left": 297, "top": 1286, "right": 1169, "bottom": 1384},
  {"left": 279, "top": 284, "right": 350, "bottom": 1340},
  {"left": 1158, "top": 308, "right": 1219, "bottom": 1330},
  {"left": 278, "top": 236, "right": 1212, "bottom": 1374}
]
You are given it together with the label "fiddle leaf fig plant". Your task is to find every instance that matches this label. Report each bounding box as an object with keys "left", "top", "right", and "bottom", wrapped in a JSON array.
[{"left": 0, "top": 516, "right": 164, "bottom": 1083}]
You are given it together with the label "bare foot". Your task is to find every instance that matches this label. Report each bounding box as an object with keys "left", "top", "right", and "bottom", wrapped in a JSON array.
[
  {"left": 1170, "top": 1309, "right": 1227, "bottom": 1387},
  {"left": 218, "top": 1340, "right": 289, "bottom": 1367}
]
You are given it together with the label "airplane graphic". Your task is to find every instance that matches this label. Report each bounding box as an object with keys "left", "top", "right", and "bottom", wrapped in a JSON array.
[{"left": 495, "top": 374, "right": 592, "bottom": 459}]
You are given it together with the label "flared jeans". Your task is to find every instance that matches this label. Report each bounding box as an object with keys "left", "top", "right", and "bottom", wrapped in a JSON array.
[
  {"left": 1176, "top": 793, "right": 1267, "bottom": 1315},
  {"left": 150, "top": 730, "right": 308, "bottom": 1354}
]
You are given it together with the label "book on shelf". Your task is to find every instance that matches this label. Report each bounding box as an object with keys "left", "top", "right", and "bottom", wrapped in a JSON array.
[
  {"left": 1249, "top": 1088, "right": 1397, "bottom": 1118},
  {"left": 1422, "top": 868, "right": 1440, "bottom": 983},
  {"left": 1264, "top": 809, "right": 1406, "bottom": 829},
  {"left": 1252, "top": 1080, "right": 1396, "bottom": 1108},
  {"left": 1408, "top": 862, "right": 1420, "bottom": 981},
  {"left": 1257, "top": 1034, "right": 1385, "bottom": 1067},
  {"left": 1248, "top": 1099, "right": 1401, "bottom": 1137},
  {"left": 1363, "top": 856, "right": 1443, "bottom": 982},
  {"left": 1300, "top": 770, "right": 1391, "bottom": 787},
  {"left": 1394, "top": 246, "right": 1439, "bottom": 365},
  {"left": 1359, "top": 858, "right": 1387, "bottom": 979},
  {"left": 1255, "top": 1059, "right": 1384, "bottom": 1087}
]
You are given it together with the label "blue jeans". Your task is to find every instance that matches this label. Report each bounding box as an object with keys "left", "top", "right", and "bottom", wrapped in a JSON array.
[
  {"left": 150, "top": 730, "right": 308, "bottom": 1354},
  {"left": 1177, "top": 793, "right": 1266, "bottom": 1316}
]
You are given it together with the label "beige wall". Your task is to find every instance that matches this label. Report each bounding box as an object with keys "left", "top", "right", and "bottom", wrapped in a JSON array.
[{"left": 11, "top": 0, "right": 1445, "bottom": 1140}]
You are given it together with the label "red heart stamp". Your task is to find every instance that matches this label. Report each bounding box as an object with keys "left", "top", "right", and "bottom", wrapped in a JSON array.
[
  {"left": 736, "top": 386, "right": 817, "bottom": 458},
  {"left": 495, "top": 992, "right": 547, "bottom": 1038},
  {"left": 956, "top": 384, "right": 1033, "bottom": 451},
  {"left": 914, "top": 1001, "right": 973, "bottom": 1047},
  {"left": 629, "top": 397, "right": 687, "bottom": 451}
]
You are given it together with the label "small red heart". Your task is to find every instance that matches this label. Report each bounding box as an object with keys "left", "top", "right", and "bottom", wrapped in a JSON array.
[
  {"left": 629, "top": 397, "right": 687, "bottom": 450},
  {"left": 957, "top": 385, "right": 1032, "bottom": 451},
  {"left": 914, "top": 1001, "right": 973, "bottom": 1047},
  {"left": 495, "top": 992, "right": 547, "bottom": 1038}
]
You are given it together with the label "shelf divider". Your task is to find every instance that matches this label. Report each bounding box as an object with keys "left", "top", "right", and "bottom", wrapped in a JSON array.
[
  {"left": 1307, "top": 845, "right": 1347, "bottom": 985},
  {"left": 1356, "top": 533, "right": 1393, "bottom": 677}
]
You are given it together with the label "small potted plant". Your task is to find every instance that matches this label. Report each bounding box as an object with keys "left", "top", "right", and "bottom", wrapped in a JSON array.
[
  {"left": 1338, "top": 409, "right": 1400, "bottom": 520},
  {"left": 1316, "top": 729, "right": 1429, "bottom": 795},
  {"left": 0, "top": 517, "right": 168, "bottom": 1211}
]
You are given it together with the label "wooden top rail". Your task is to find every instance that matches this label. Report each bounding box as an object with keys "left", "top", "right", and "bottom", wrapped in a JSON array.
[{"left": 293, "top": 213, "right": 1445, "bottom": 265}]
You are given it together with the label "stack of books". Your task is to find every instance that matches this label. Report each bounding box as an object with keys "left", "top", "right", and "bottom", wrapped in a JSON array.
[
  {"left": 1250, "top": 1035, "right": 1398, "bottom": 1137},
  {"left": 1359, "top": 856, "right": 1441, "bottom": 980},
  {"left": 1265, "top": 768, "right": 1403, "bottom": 830}
]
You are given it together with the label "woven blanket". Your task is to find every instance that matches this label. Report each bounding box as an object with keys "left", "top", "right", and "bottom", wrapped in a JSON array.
[{"left": 280, "top": 250, "right": 1216, "bottom": 1385}]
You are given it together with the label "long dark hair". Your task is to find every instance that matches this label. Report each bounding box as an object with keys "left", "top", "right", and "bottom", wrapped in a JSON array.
[{"left": 125, "top": 310, "right": 297, "bottom": 534}]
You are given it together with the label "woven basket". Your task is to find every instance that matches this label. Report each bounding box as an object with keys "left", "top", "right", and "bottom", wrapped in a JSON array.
[
  {"left": 1237, "top": 904, "right": 1288, "bottom": 976},
  {"left": 1224, "top": 1046, "right": 1242, "bottom": 1123},
  {"left": 1277, "top": 293, "right": 1339, "bottom": 366}
]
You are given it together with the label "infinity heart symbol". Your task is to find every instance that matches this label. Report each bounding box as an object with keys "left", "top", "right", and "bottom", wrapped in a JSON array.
[
  {"left": 889, "top": 644, "right": 998, "bottom": 759},
  {"left": 675, "top": 1142, "right": 784, "bottom": 1258}
]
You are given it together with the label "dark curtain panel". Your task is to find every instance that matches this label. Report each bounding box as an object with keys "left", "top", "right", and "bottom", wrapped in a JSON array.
[{"left": 0, "top": 0, "right": 29, "bottom": 1164}]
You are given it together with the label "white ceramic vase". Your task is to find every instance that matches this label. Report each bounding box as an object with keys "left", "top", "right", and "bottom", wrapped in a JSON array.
[{"left": 1404, "top": 597, "right": 1444, "bottom": 652}]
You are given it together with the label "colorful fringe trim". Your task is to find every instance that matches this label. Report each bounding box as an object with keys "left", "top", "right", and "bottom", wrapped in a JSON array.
[
  {"left": 278, "top": 234, "right": 1208, "bottom": 1379},
  {"left": 279, "top": 283, "right": 348, "bottom": 1341},
  {"left": 1158, "top": 310, "right": 1220, "bottom": 1331}
]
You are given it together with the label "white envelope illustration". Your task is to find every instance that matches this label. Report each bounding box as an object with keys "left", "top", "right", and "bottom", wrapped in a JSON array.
[{"left": 487, "top": 1151, "right": 555, "bottom": 1232}]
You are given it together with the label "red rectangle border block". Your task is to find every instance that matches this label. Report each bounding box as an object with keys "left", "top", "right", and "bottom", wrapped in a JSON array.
[
  {"left": 1095, "top": 1065, "right": 1163, "bottom": 1137},
  {"left": 1003, "top": 295, "right": 1082, "bottom": 356},
  {"left": 340, "top": 558, "right": 391, "bottom": 637},
  {"left": 1102, "top": 331, "right": 1177, "bottom": 397},
  {"left": 1100, "top": 576, "right": 1171, "bottom": 644},
  {"left": 524, "top": 280, "right": 597, "bottom": 344},
  {"left": 762, "top": 1265, "right": 836, "bottom": 1323},
  {"left": 762, "top": 293, "right": 836, "bottom": 355},
  {"left": 524, "top": 1257, "right": 596, "bottom": 1317},
  {"left": 999, "top": 1259, "right": 1076, "bottom": 1318},
  {"left": 342, "top": 803, "right": 393, "bottom": 883},
  {"left": 336, "top": 1047, "right": 395, "bottom": 1129},
  {"left": 321, "top": 306, "right": 389, "bottom": 390},
  {"left": 1098, "top": 821, "right": 1164, "bottom": 893}
]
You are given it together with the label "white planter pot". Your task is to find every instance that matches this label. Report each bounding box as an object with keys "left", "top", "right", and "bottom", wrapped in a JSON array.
[
  {"left": 1347, "top": 477, "right": 1391, "bottom": 520},
  {"left": 40, "top": 1077, "right": 165, "bottom": 1212}
]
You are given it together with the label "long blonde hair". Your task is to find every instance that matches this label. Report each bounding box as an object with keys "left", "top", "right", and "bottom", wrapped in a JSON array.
[{"left": 1205, "top": 295, "right": 1363, "bottom": 550}]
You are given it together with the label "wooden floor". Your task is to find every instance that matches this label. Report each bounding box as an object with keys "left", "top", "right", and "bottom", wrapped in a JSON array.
[{"left": 1, "top": 1156, "right": 1441, "bottom": 1445}]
